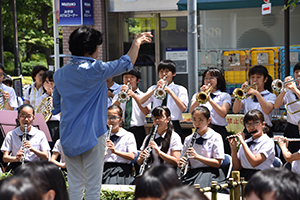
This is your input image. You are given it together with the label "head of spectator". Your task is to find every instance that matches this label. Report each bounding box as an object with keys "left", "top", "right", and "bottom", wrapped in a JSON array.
[{"left": 163, "top": 186, "right": 209, "bottom": 200}]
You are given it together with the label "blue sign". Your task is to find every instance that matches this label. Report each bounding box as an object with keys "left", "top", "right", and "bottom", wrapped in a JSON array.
[{"left": 59, "top": 0, "right": 94, "bottom": 26}]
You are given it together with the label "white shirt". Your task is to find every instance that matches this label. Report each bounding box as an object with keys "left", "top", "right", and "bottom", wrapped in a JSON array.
[
  {"left": 0, "top": 83, "right": 18, "bottom": 109},
  {"left": 35, "top": 93, "right": 60, "bottom": 121},
  {"left": 283, "top": 90, "right": 300, "bottom": 125},
  {"left": 108, "top": 82, "right": 121, "bottom": 108},
  {"left": 1, "top": 126, "right": 50, "bottom": 162},
  {"left": 140, "top": 130, "right": 183, "bottom": 167},
  {"left": 291, "top": 149, "right": 300, "bottom": 174},
  {"left": 238, "top": 134, "right": 275, "bottom": 170},
  {"left": 142, "top": 82, "right": 189, "bottom": 121},
  {"left": 183, "top": 128, "right": 224, "bottom": 169},
  {"left": 241, "top": 90, "right": 276, "bottom": 127},
  {"left": 112, "top": 88, "right": 148, "bottom": 127},
  {"left": 52, "top": 139, "right": 65, "bottom": 163},
  {"left": 191, "top": 90, "right": 231, "bottom": 126},
  {"left": 24, "top": 83, "right": 44, "bottom": 107},
  {"left": 105, "top": 128, "right": 137, "bottom": 164}
]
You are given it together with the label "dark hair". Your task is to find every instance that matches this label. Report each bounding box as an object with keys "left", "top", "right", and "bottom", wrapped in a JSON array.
[
  {"left": 158, "top": 60, "right": 176, "bottom": 74},
  {"left": 107, "top": 105, "right": 124, "bottom": 128},
  {"left": 0, "top": 176, "right": 43, "bottom": 200},
  {"left": 31, "top": 65, "right": 48, "bottom": 81},
  {"left": 245, "top": 168, "right": 300, "bottom": 200},
  {"left": 14, "top": 161, "right": 69, "bottom": 200},
  {"left": 294, "top": 62, "right": 300, "bottom": 73},
  {"left": 17, "top": 104, "right": 35, "bottom": 116},
  {"left": 243, "top": 109, "right": 264, "bottom": 125},
  {"left": 0, "top": 63, "right": 4, "bottom": 72},
  {"left": 191, "top": 106, "right": 210, "bottom": 120},
  {"left": 163, "top": 186, "right": 209, "bottom": 200},
  {"left": 42, "top": 70, "right": 54, "bottom": 84},
  {"left": 134, "top": 165, "right": 182, "bottom": 200},
  {"left": 69, "top": 26, "right": 103, "bottom": 56},
  {"left": 202, "top": 67, "right": 226, "bottom": 92},
  {"left": 248, "top": 65, "right": 272, "bottom": 92},
  {"left": 122, "top": 67, "right": 141, "bottom": 80},
  {"left": 2, "top": 75, "right": 13, "bottom": 87},
  {"left": 145, "top": 106, "right": 173, "bottom": 164}
]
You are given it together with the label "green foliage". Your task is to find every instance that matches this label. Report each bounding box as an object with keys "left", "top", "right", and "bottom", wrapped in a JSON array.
[
  {"left": 0, "top": 171, "right": 13, "bottom": 181},
  {"left": 31, "top": 53, "right": 46, "bottom": 61},
  {"left": 284, "top": 0, "right": 299, "bottom": 10},
  {"left": 21, "top": 60, "right": 48, "bottom": 76},
  {"left": 101, "top": 189, "right": 135, "bottom": 200}
]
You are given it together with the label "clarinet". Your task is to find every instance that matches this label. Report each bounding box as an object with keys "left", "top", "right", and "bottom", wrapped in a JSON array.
[
  {"left": 178, "top": 127, "right": 199, "bottom": 179},
  {"left": 104, "top": 125, "right": 113, "bottom": 157},
  {"left": 20, "top": 124, "right": 28, "bottom": 165},
  {"left": 138, "top": 124, "right": 159, "bottom": 177}
]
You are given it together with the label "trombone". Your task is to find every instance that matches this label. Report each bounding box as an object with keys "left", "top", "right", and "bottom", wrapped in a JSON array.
[
  {"left": 196, "top": 84, "right": 213, "bottom": 104},
  {"left": 117, "top": 83, "right": 132, "bottom": 103},
  {"left": 272, "top": 78, "right": 300, "bottom": 93},
  {"left": 154, "top": 76, "right": 168, "bottom": 100},
  {"left": 285, "top": 99, "right": 300, "bottom": 114},
  {"left": 232, "top": 82, "right": 257, "bottom": 100}
]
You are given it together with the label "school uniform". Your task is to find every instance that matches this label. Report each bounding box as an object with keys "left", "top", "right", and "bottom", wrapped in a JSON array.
[
  {"left": 142, "top": 82, "right": 189, "bottom": 137},
  {"left": 291, "top": 149, "right": 300, "bottom": 174},
  {"left": 107, "top": 82, "right": 121, "bottom": 108},
  {"left": 0, "top": 83, "right": 18, "bottom": 109},
  {"left": 24, "top": 82, "right": 45, "bottom": 107},
  {"left": 52, "top": 139, "right": 65, "bottom": 164},
  {"left": 112, "top": 88, "right": 148, "bottom": 149},
  {"left": 140, "top": 130, "right": 183, "bottom": 167},
  {"left": 103, "top": 128, "right": 137, "bottom": 185},
  {"left": 1, "top": 126, "right": 50, "bottom": 172},
  {"left": 181, "top": 128, "right": 225, "bottom": 187},
  {"left": 237, "top": 134, "right": 275, "bottom": 180},
  {"left": 241, "top": 90, "right": 276, "bottom": 138},
  {"left": 191, "top": 90, "right": 231, "bottom": 154},
  {"left": 282, "top": 91, "right": 300, "bottom": 154}
]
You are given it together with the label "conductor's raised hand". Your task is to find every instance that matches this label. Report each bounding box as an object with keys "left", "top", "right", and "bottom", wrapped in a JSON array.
[{"left": 134, "top": 32, "right": 153, "bottom": 45}]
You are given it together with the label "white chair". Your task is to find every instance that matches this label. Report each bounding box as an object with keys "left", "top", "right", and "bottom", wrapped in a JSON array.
[{"left": 220, "top": 154, "right": 232, "bottom": 178}]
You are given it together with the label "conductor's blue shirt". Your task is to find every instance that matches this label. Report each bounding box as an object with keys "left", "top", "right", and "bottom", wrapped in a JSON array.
[{"left": 52, "top": 55, "right": 133, "bottom": 157}]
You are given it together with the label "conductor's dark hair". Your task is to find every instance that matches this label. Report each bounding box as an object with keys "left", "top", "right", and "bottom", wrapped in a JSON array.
[
  {"left": 134, "top": 165, "right": 182, "bottom": 200},
  {"left": 202, "top": 67, "right": 226, "bottom": 92},
  {"left": 122, "top": 67, "right": 141, "bottom": 80},
  {"left": 69, "top": 25, "right": 103, "bottom": 56},
  {"left": 248, "top": 65, "right": 272, "bottom": 93},
  {"left": 192, "top": 106, "right": 211, "bottom": 120},
  {"left": 158, "top": 60, "right": 176, "bottom": 74},
  {"left": 31, "top": 65, "right": 48, "bottom": 81},
  {"left": 163, "top": 186, "right": 209, "bottom": 200},
  {"left": 245, "top": 168, "right": 300, "bottom": 200}
]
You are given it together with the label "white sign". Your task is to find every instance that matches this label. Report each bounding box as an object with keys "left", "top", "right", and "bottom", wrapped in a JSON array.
[{"left": 262, "top": 3, "right": 271, "bottom": 15}]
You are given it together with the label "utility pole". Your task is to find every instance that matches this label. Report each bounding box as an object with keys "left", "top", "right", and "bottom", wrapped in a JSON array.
[
  {"left": 12, "top": 0, "right": 20, "bottom": 75},
  {"left": 284, "top": 0, "right": 290, "bottom": 77},
  {"left": 0, "top": 0, "right": 4, "bottom": 65}
]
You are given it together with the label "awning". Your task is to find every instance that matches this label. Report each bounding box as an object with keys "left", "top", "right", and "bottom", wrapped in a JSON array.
[{"left": 177, "top": 0, "right": 287, "bottom": 11}]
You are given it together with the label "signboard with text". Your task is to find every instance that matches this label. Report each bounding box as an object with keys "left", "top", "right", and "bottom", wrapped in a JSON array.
[{"left": 59, "top": 0, "right": 94, "bottom": 26}]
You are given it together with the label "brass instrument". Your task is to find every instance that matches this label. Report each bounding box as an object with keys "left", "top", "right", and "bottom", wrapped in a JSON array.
[
  {"left": 117, "top": 82, "right": 132, "bottom": 103},
  {"left": 20, "top": 124, "right": 28, "bottom": 165},
  {"left": 0, "top": 89, "right": 8, "bottom": 110},
  {"left": 104, "top": 125, "right": 113, "bottom": 157},
  {"left": 178, "top": 127, "right": 199, "bottom": 179},
  {"left": 154, "top": 76, "right": 168, "bottom": 100},
  {"left": 272, "top": 78, "right": 300, "bottom": 93},
  {"left": 273, "top": 136, "right": 300, "bottom": 142},
  {"left": 35, "top": 88, "right": 53, "bottom": 122},
  {"left": 138, "top": 124, "right": 159, "bottom": 177},
  {"left": 285, "top": 99, "right": 300, "bottom": 115},
  {"left": 196, "top": 85, "right": 213, "bottom": 104},
  {"left": 232, "top": 82, "right": 257, "bottom": 100}
]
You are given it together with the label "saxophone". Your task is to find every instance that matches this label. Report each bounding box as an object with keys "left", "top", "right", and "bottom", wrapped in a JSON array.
[
  {"left": 104, "top": 125, "right": 113, "bottom": 157},
  {"left": 20, "top": 124, "right": 28, "bottom": 165},
  {"left": 138, "top": 124, "right": 159, "bottom": 177},
  {"left": 178, "top": 127, "right": 199, "bottom": 179}
]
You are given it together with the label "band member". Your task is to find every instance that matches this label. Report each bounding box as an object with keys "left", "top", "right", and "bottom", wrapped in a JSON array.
[
  {"left": 107, "top": 77, "right": 121, "bottom": 108},
  {"left": 103, "top": 105, "right": 137, "bottom": 185},
  {"left": 274, "top": 63, "right": 300, "bottom": 156},
  {"left": 232, "top": 65, "right": 275, "bottom": 138},
  {"left": 228, "top": 110, "right": 275, "bottom": 181},
  {"left": 190, "top": 67, "right": 231, "bottom": 154},
  {"left": 137, "top": 106, "right": 182, "bottom": 170},
  {"left": 140, "top": 60, "right": 189, "bottom": 141}
]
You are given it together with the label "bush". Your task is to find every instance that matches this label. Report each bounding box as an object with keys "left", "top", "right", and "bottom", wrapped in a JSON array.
[{"left": 21, "top": 60, "right": 48, "bottom": 76}]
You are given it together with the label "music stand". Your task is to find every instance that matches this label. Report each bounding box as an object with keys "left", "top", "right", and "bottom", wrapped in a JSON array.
[{"left": 0, "top": 110, "right": 52, "bottom": 142}]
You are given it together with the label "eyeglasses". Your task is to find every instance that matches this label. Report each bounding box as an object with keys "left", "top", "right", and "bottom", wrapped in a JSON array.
[
  {"left": 19, "top": 115, "right": 34, "bottom": 119},
  {"left": 204, "top": 76, "right": 216, "bottom": 81},
  {"left": 0, "top": 73, "right": 4, "bottom": 77},
  {"left": 245, "top": 121, "right": 261, "bottom": 128},
  {"left": 107, "top": 116, "right": 120, "bottom": 121},
  {"left": 152, "top": 116, "right": 165, "bottom": 121}
]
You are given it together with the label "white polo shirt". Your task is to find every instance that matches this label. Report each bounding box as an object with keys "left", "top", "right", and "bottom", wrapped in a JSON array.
[
  {"left": 283, "top": 90, "right": 300, "bottom": 125},
  {"left": 24, "top": 83, "right": 44, "bottom": 107},
  {"left": 183, "top": 128, "right": 224, "bottom": 169},
  {"left": 105, "top": 128, "right": 137, "bottom": 164},
  {"left": 1, "top": 126, "right": 50, "bottom": 162},
  {"left": 0, "top": 83, "right": 18, "bottom": 109},
  {"left": 238, "top": 134, "right": 275, "bottom": 170},
  {"left": 191, "top": 90, "right": 231, "bottom": 126},
  {"left": 142, "top": 82, "right": 189, "bottom": 121}
]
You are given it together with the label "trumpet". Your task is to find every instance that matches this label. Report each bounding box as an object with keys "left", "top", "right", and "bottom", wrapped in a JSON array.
[
  {"left": 272, "top": 78, "right": 300, "bottom": 93},
  {"left": 154, "top": 76, "right": 168, "bottom": 100},
  {"left": 138, "top": 124, "right": 159, "bottom": 177},
  {"left": 196, "top": 84, "right": 213, "bottom": 104},
  {"left": 232, "top": 82, "right": 257, "bottom": 100},
  {"left": 117, "top": 83, "right": 132, "bottom": 103},
  {"left": 178, "top": 127, "right": 199, "bottom": 179},
  {"left": 0, "top": 89, "right": 8, "bottom": 110},
  {"left": 104, "top": 125, "right": 113, "bottom": 157},
  {"left": 20, "top": 124, "right": 28, "bottom": 165}
]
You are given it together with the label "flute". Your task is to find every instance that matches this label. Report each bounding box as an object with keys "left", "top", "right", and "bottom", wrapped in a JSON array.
[
  {"left": 104, "top": 125, "right": 113, "bottom": 157},
  {"left": 273, "top": 137, "right": 300, "bottom": 142},
  {"left": 20, "top": 124, "right": 28, "bottom": 165},
  {"left": 226, "top": 135, "right": 237, "bottom": 140}
]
